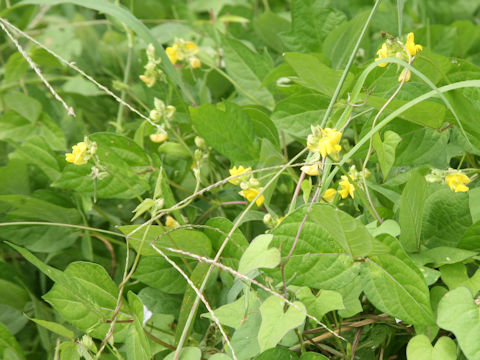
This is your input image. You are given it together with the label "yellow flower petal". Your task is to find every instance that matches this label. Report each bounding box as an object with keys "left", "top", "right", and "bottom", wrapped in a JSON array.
[
  {"left": 338, "top": 176, "right": 355, "bottom": 199},
  {"left": 189, "top": 56, "right": 201, "bottom": 69},
  {"left": 165, "top": 215, "right": 180, "bottom": 228},
  {"left": 65, "top": 141, "right": 88, "bottom": 165},
  {"left": 229, "top": 166, "right": 251, "bottom": 185},
  {"left": 445, "top": 173, "right": 470, "bottom": 192},
  {"left": 301, "top": 164, "right": 319, "bottom": 176},
  {"left": 398, "top": 68, "right": 411, "bottom": 82},
  {"left": 185, "top": 41, "right": 199, "bottom": 55},
  {"left": 166, "top": 45, "right": 179, "bottom": 64},
  {"left": 322, "top": 188, "right": 337, "bottom": 202},
  {"left": 150, "top": 132, "right": 168, "bottom": 143},
  {"left": 405, "top": 32, "right": 423, "bottom": 56}
]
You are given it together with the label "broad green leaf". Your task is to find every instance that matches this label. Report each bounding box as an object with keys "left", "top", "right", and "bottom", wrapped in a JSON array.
[
  {"left": 406, "top": 335, "right": 456, "bottom": 360},
  {"left": 222, "top": 36, "right": 274, "bottom": 109},
  {"left": 280, "top": 0, "right": 345, "bottom": 53},
  {"left": 322, "top": 11, "right": 369, "bottom": 69},
  {"left": 258, "top": 296, "right": 306, "bottom": 352},
  {"left": 0, "top": 280, "right": 28, "bottom": 311},
  {"left": 134, "top": 257, "right": 191, "bottom": 294},
  {"left": 202, "top": 291, "right": 260, "bottom": 329},
  {"left": 164, "top": 347, "right": 201, "bottom": 360},
  {"left": 125, "top": 292, "right": 151, "bottom": 360},
  {"left": 238, "top": 234, "right": 281, "bottom": 275},
  {"left": 271, "top": 204, "right": 364, "bottom": 290},
  {"left": 252, "top": 11, "right": 290, "bottom": 53},
  {"left": 10, "top": 137, "right": 61, "bottom": 181},
  {"left": 361, "top": 255, "right": 434, "bottom": 325},
  {"left": 398, "top": 171, "right": 427, "bottom": 252},
  {"left": 175, "top": 262, "right": 211, "bottom": 345},
  {"left": 58, "top": 342, "right": 80, "bottom": 360},
  {"left": 228, "top": 311, "right": 262, "bottom": 360},
  {"left": 0, "top": 304, "right": 27, "bottom": 336},
  {"left": 459, "top": 220, "right": 480, "bottom": 251},
  {"left": 271, "top": 94, "right": 331, "bottom": 137},
  {"left": 300, "top": 353, "right": 328, "bottom": 360},
  {"left": 285, "top": 53, "right": 353, "bottom": 97},
  {"left": 422, "top": 188, "right": 472, "bottom": 248},
  {"left": 138, "top": 288, "right": 181, "bottom": 318},
  {"left": 118, "top": 225, "right": 212, "bottom": 258},
  {"left": 0, "top": 110, "right": 36, "bottom": 142},
  {"left": 469, "top": 187, "right": 480, "bottom": 224},
  {"left": 245, "top": 107, "right": 280, "bottom": 148},
  {"left": 27, "top": 318, "right": 74, "bottom": 340},
  {"left": 0, "top": 322, "right": 24, "bottom": 360},
  {"left": 372, "top": 130, "right": 402, "bottom": 179},
  {"left": 190, "top": 103, "right": 259, "bottom": 163},
  {"left": 0, "top": 160, "right": 29, "bottom": 196},
  {"left": 204, "top": 217, "right": 248, "bottom": 261},
  {"left": 4, "top": 91, "right": 42, "bottom": 122},
  {"left": 3, "top": 52, "right": 28, "bottom": 84},
  {"left": 43, "top": 262, "right": 130, "bottom": 340},
  {"left": 295, "top": 287, "right": 344, "bottom": 320},
  {"left": 439, "top": 263, "right": 480, "bottom": 294},
  {"left": 62, "top": 76, "right": 103, "bottom": 96},
  {"left": 395, "top": 129, "right": 449, "bottom": 168},
  {"left": 411, "top": 247, "right": 477, "bottom": 267},
  {"left": 336, "top": 276, "right": 363, "bottom": 318},
  {"left": 256, "top": 347, "right": 299, "bottom": 360},
  {"left": 437, "top": 287, "right": 480, "bottom": 360}
]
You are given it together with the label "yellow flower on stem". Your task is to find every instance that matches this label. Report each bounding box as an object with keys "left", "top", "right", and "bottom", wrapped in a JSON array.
[
  {"left": 166, "top": 44, "right": 179, "bottom": 64},
  {"left": 398, "top": 68, "right": 412, "bottom": 82},
  {"left": 65, "top": 142, "right": 88, "bottom": 165},
  {"left": 338, "top": 176, "right": 355, "bottom": 199},
  {"left": 165, "top": 215, "right": 180, "bottom": 228},
  {"left": 307, "top": 127, "right": 342, "bottom": 159},
  {"left": 150, "top": 131, "right": 168, "bottom": 143},
  {"left": 445, "top": 173, "right": 470, "bottom": 192},
  {"left": 228, "top": 166, "right": 251, "bottom": 185},
  {"left": 189, "top": 56, "right": 201, "bottom": 69},
  {"left": 185, "top": 41, "right": 199, "bottom": 55},
  {"left": 375, "top": 42, "right": 389, "bottom": 67},
  {"left": 322, "top": 188, "right": 337, "bottom": 202},
  {"left": 405, "top": 32, "right": 423, "bottom": 56},
  {"left": 239, "top": 188, "right": 265, "bottom": 207},
  {"left": 301, "top": 164, "right": 320, "bottom": 176}
]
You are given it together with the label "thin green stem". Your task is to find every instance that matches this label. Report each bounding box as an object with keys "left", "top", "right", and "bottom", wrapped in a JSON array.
[{"left": 115, "top": 29, "right": 134, "bottom": 134}]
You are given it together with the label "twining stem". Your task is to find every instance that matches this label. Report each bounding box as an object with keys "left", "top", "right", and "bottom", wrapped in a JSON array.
[
  {"left": 115, "top": 26, "right": 134, "bottom": 134},
  {"left": 288, "top": 171, "right": 306, "bottom": 214}
]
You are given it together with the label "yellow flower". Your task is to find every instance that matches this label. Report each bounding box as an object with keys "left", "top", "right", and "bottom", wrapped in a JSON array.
[
  {"left": 189, "top": 56, "right": 201, "bottom": 69},
  {"left": 166, "top": 44, "right": 179, "bottom": 64},
  {"left": 398, "top": 68, "right": 411, "bottom": 82},
  {"left": 229, "top": 166, "right": 251, "bottom": 185},
  {"left": 139, "top": 74, "right": 156, "bottom": 88},
  {"left": 338, "top": 176, "right": 355, "bottom": 199},
  {"left": 239, "top": 188, "right": 265, "bottom": 207},
  {"left": 322, "top": 188, "right": 337, "bottom": 202},
  {"left": 165, "top": 215, "right": 180, "bottom": 228},
  {"left": 446, "top": 173, "right": 470, "bottom": 192},
  {"left": 308, "top": 128, "right": 342, "bottom": 159},
  {"left": 185, "top": 41, "right": 199, "bottom": 55},
  {"left": 65, "top": 142, "right": 88, "bottom": 165},
  {"left": 150, "top": 132, "right": 168, "bottom": 143},
  {"left": 375, "top": 42, "right": 389, "bottom": 67},
  {"left": 301, "top": 164, "right": 319, "bottom": 176},
  {"left": 405, "top": 32, "right": 423, "bottom": 56}
]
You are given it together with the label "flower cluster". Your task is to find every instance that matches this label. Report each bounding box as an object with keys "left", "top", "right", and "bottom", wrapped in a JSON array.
[
  {"left": 426, "top": 168, "right": 472, "bottom": 192},
  {"left": 375, "top": 32, "right": 423, "bottom": 82},
  {"left": 322, "top": 166, "right": 367, "bottom": 202},
  {"left": 139, "top": 44, "right": 165, "bottom": 88},
  {"left": 307, "top": 126, "right": 343, "bottom": 160},
  {"left": 228, "top": 166, "right": 265, "bottom": 207},
  {"left": 149, "top": 98, "right": 176, "bottom": 143},
  {"left": 65, "top": 138, "right": 97, "bottom": 165},
  {"left": 166, "top": 39, "right": 201, "bottom": 69}
]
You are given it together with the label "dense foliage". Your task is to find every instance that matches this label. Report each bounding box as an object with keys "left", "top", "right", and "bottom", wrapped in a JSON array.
[{"left": 1, "top": 0, "right": 480, "bottom": 359}]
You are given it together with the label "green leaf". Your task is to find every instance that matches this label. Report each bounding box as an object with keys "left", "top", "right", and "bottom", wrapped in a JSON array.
[
  {"left": 4, "top": 91, "right": 42, "bottom": 122},
  {"left": 361, "top": 255, "right": 434, "bottom": 325},
  {"left": 439, "top": 263, "right": 480, "bottom": 294},
  {"left": 280, "top": 0, "right": 345, "bottom": 53},
  {"left": 3, "top": 52, "right": 28, "bottom": 84},
  {"left": 411, "top": 247, "right": 477, "bottom": 267},
  {"left": 202, "top": 290, "right": 260, "bottom": 329},
  {"left": 458, "top": 220, "right": 480, "bottom": 251},
  {"left": 0, "top": 110, "right": 36, "bottom": 142},
  {"left": 204, "top": 217, "right": 248, "bottom": 261},
  {"left": 252, "top": 11, "right": 290, "bottom": 53},
  {"left": 295, "top": 287, "right": 344, "bottom": 320},
  {"left": 437, "top": 287, "right": 480, "bottom": 360},
  {"left": 299, "top": 353, "right": 328, "bottom": 360},
  {"left": 406, "top": 335, "right": 457, "bottom": 360},
  {"left": 222, "top": 36, "right": 274, "bottom": 109},
  {"left": 271, "top": 94, "right": 331, "bottom": 137},
  {"left": 469, "top": 187, "right": 480, "bottom": 224},
  {"left": 245, "top": 107, "right": 280, "bottom": 148},
  {"left": 0, "top": 280, "right": 28, "bottom": 311},
  {"left": 256, "top": 347, "right": 299, "bottom": 360},
  {"left": 258, "top": 296, "right": 306, "bottom": 352},
  {"left": 118, "top": 225, "right": 212, "bottom": 258},
  {"left": 238, "top": 234, "right": 281, "bottom": 275},
  {"left": 43, "top": 262, "right": 130, "bottom": 340},
  {"left": 138, "top": 288, "right": 181, "bottom": 317},
  {"left": 271, "top": 204, "right": 365, "bottom": 290},
  {"left": 398, "top": 171, "right": 428, "bottom": 252},
  {"left": 58, "top": 342, "right": 80, "bottom": 360},
  {"left": 372, "top": 130, "right": 402, "bottom": 179},
  {"left": 134, "top": 257, "right": 190, "bottom": 294},
  {"left": 322, "top": 11, "right": 369, "bottom": 69},
  {"left": 0, "top": 322, "right": 24, "bottom": 360},
  {"left": 395, "top": 129, "right": 449, "bottom": 167},
  {"left": 228, "top": 311, "right": 262, "bottom": 359},
  {"left": 27, "top": 318, "right": 74, "bottom": 340},
  {"left": 164, "top": 347, "right": 202, "bottom": 360},
  {"left": 285, "top": 53, "right": 354, "bottom": 97},
  {"left": 190, "top": 103, "right": 259, "bottom": 163},
  {"left": 125, "top": 292, "right": 151, "bottom": 360},
  {"left": 422, "top": 188, "right": 472, "bottom": 248}
]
